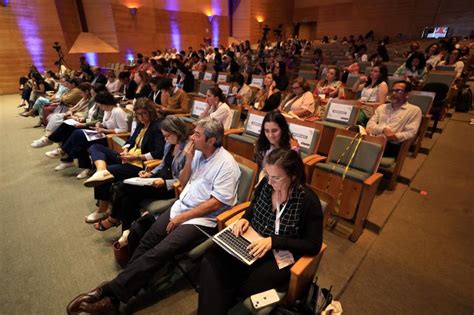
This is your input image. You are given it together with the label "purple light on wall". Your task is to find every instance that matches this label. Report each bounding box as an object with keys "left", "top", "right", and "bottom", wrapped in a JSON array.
[
  {"left": 212, "top": 18, "right": 219, "bottom": 47},
  {"left": 169, "top": 12, "right": 181, "bottom": 51},
  {"left": 211, "top": 0, "right": 221, "bottom": 47},
  {"left": 84, "top": 53, "right": 98, "bottom": 66},
  {"left": 164, "top": 1, "right": 179, "bottom": 11},
  {"left": 125, "top": 48, "right": 134, "bottom": 63},
  {"left": 14, "top": 13, "right": 44, "bottom": 71}
]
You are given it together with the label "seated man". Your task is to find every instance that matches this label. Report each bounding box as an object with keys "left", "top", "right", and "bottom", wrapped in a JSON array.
[
  {"left": 366, "top": 80, "right": 422, "bottom": 157},
  {"left": 66, "top": 117, "right": 241, "bottom": 314}
]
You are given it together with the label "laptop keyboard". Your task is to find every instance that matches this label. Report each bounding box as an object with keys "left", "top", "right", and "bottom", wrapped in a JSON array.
[{"left": 217, "top": 229, "right": 255, "bottom": 261}]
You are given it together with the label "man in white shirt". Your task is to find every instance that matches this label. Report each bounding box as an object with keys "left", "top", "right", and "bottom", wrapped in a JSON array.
[
  {"left": 66, "top": 118, "right": 241, "bottom": 314},
  {"left": 366, "top": 80, "right": 422, "bottom": 156}
]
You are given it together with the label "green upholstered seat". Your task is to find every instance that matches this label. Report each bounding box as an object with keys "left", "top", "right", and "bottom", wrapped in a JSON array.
[
  {"left": 379, "top": 157, "right": 396, "bottom": 168},
  {"left": 315, "top": 162, "right": 370, "bottom": 182}
]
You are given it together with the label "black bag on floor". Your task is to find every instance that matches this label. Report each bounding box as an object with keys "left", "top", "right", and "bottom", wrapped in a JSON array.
[{"left": 455, "top": 87, "right": 472, "bottom": 112}]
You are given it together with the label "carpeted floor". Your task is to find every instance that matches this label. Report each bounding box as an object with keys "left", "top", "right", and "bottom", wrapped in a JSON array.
[{"left": 1, "top": 94, "right": 473, "bottom": 314}]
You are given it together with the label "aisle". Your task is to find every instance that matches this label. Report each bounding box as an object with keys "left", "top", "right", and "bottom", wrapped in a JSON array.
[{"left": 339, "top": 112, "right": 474, "bottom": 314}]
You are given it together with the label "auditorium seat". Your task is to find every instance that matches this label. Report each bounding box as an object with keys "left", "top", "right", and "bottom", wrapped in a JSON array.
[{"left": 407, "top": 90, "right": 435, "bottom": 157}]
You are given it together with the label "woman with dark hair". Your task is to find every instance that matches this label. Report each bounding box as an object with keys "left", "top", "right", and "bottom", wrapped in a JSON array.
[
  {"left": 254, "top": 72, "right": 282, "bottom": 112},
  {"left": 279, "top": 77, "right": 315, "bottom": 118},
  {"left": 198, "top": 148, "right": 323, "bottom": 315},
  {"left": 394, "top": 52, "right": 427, "bottom": 83},
  {"left": 438, "top": 48, "right": 465, "bottom": 78},
  {"left": 81, "top": 98, "right": 165, "bottom": 225},
  {"left": 313, "top": 48, "right": 324, "bottom": 74},
  {"left": 148, "top": 76, "right": 163, "bottom": 105},
  {"left": 369, "top": 44, "right": 390, "bottom": 63},
  {"left": 200, "top": 87, "right": 233, "bottom": 129},
  {"left": 123, "top": 71, "right": 151, "bottom": 107},
  {"left": 352, "top": 64, "right": 389, "bottom": 124},
  {"left": 98, "top": 115, "right": 189, "bottom": 230},
  {"left": 314, "top": 66, "right": 344, "bottom": 99},
  {"left": 254, "top": 111, "right": 297, "bottom": 170},
  {"left": 273, "top": 61, "right": 289, "bottom": 91},
  {"left": 341, "top": 53, "right": 360, "bottom": 83},
  {"left": 53, "top": 91, "right": 128, "bottom": 173},
  {"left": 356, "top": 44, "right": 368, "bottom": 62},
  {"left": 425, "top": 43, "right": 442, "bottom": 70}
]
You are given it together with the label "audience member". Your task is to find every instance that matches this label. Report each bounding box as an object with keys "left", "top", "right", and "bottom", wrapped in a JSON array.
[
  {"left": 254, "top": 72, "right": 282, "bottom": 112},
  {"left": 198, "top": 149, "right": 323, "bottom": 315},
  {"left": 105, "top": 71, "right": 123, "bottom": 94},
  {"left": 200, "top": 87, "right": 233, "bottom": 129},
  {"left": 156, "top": 78, "right": 189, "bottom": 115},
  {"left": 279, "top": 77, "right": 315, "bottom": 118},
  {"left": 66, "top": 118, "right": 240, "bottom": 314},
  {"left": 366, "top": 80, "right": 422, "bottom": 157},
  {"left": 229, "top": 73, "right": 252, "bottom": 106},
  {"left": 82, "top": 98, "right": 165, "bottom": 224}
]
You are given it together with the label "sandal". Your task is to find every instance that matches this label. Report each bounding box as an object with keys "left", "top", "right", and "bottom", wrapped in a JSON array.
[
  {"left": 84, "top": 211, "right": 109, "bottom": 224},
  {"left": 94, "top": 218, "right": 121, "bottom": 231}
]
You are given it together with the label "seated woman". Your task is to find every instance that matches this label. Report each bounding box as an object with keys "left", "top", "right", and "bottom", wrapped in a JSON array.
[
  {"left": 53, "top": 91, "right": 128, "bottom": 174},
  {"left": 31, "top": 82, "right": 95, "bottom": 148},
  {"left": 424, "top": 43, "right": 443, "bottom": 71},
  {"left": 198, "top": 148, "right": 323, "bottom": 315},
  {"left": 314, "top": 66, "right": 344, "bottom": 99},
  {"left": 352, "top": 64, "right": 389, "bottom": 125},
  {"left": 394, "top": 52, "right": 427, "bottom": 85},
  {"left": 148, "top": 76, "right": 163, "bottom": 105},
  {"left": 200, "top": 86, "right": 233, "bottom": 129},
  {"left": 279, "top": 77, "right": 315, "bottom": 119},
  {"left": 156, "top": 78, "right": 189, "bottom": 115},
  {"left": 20, "top": 72, "right": 54, "bottom": 118},
  {"left": 255, "top": 111, "right": 298, "bottom": 172},
  {"left": 105, "top": 71, "right": 123, "bottom": 94},
  {"left": 96, "top": 115, "right": 187, "bottom": 231},
  {"left": 254, "top": 72, "right": 281, "bottom": 112},
  {"left": 438, "top": 49, "right": 465, "bottom": 78},
  {"left": 121, "top": 71, "right": 151, "bottom": 107},
  {"left": 82, "top": 98, "right": 165, "bottom": 224}
]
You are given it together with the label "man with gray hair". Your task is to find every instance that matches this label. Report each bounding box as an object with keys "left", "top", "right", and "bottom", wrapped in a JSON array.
[{"left": 67, "top": 117, "right": 241, "bottom": 313}]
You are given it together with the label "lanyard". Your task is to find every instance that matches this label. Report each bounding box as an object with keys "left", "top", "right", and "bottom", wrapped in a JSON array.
[{"left": 274, "top": 191, "right": 290, "bottom": 235}]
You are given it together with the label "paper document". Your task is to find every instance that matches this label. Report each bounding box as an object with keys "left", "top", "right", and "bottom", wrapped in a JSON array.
[
  {"left": 64, "top": 119, "right": 80, "bottom": 126},
  {"left": 123, "top": 177, "right": 157, "bottom": 186},
  {"left": 82, "top": 129, "right": 106, "bottom": 142}
]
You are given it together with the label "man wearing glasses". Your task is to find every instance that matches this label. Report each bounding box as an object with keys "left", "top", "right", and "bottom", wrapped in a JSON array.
[{"left": 366, "top": 80, "right": 422, "bottom": 157}]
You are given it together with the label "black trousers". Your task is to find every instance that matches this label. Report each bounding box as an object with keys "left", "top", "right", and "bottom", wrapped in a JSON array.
[
  {"left": 383, "top": 141, "right": 401, "bottom": 158},
  {"left": 106, "top": 209, "right": 215, "bottom": 303},
  {"left": 48, "top": 123, "right": 75, "bottom": 144},
  {"left": 198, "top": 245, "right": 291, "bottom": 315},
  {"left": 110, "top": 181, "right": 175, "bottom": 230}
]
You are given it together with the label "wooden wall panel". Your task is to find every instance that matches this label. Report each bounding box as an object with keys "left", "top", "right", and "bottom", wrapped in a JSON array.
[
  {"left": 83, "top": 0, "right": 119, "bottom": 49},
  {"left": 232, "top": 0, "right": 251, "bottom": 41},
  {"left": 250, "top": 0, "right": 294, "bottom": 43},
  {"left": 293, "top": 0, "right": 474, "bottom": 39}
]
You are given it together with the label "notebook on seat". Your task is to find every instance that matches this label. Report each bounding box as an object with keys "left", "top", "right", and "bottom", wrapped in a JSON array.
[{"left": 195, "top": 223, "right": 262, "bottom": 265}]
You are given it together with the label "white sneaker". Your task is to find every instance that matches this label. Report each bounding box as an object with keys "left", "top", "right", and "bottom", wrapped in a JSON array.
[
  {"left": 31, "top": 137, "right": 53, "bottom": 148},
  {"left": 54, "top": 162, "right": 74, "bottom": 171},
  {"left": 83, "top": 170, "right": 115, "bottom": 187},
  {"left": 45, "top": 148, "right": 62, "bottom": 158},
  {"left": 77, "top": 169, "right": 93, "bottom": 179}
]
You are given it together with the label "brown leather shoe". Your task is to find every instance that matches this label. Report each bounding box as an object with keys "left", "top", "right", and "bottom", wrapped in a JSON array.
[
  {"left": 77, "top": 297, "right": 118, "bottom": 314},
  {"left": 66, "top": 281, "right": 109, "bottom": 314}
]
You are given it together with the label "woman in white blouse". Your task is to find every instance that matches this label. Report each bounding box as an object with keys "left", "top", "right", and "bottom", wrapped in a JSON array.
[
  {"left": 200, "top": 86, "right": 233, "bottom": 129},
  {"left": 105, "top": 71, "right": 123, "bottom": 94},
  {"left": 53, "top": 91, "right": 129, "bottom": 172},
  {"left": 438, "top": 49, "right": 465, "bottom": 78},
  {"left": 279, "top": 77, "right": 315, "bottom": 118}
]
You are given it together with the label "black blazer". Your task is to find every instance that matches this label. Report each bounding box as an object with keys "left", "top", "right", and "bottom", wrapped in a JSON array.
[
  {"left": 92, "top": 74, "right": 107, "bottom": 86},
  {"left": 125, "top": 120, "right": 165, "bottom": 159}
]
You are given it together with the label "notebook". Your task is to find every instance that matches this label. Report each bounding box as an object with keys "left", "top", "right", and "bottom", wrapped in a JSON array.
[{"left": 195, "top": 222, "right": 263, "bottom": 265}]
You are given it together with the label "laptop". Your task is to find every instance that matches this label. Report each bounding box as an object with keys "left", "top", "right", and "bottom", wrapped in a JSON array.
[{"left": 195, "top": 222, "right": 262, "bottom": 265}]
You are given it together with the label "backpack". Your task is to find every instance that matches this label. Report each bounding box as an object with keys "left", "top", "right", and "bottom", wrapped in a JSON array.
[{"left": 454, "top": 87, "right": 472, "bottom": 112}]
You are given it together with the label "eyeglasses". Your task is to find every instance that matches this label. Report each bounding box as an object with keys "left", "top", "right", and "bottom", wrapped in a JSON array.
[
  {"left": 391, "top": 89, "right": 406, "bottom": 94},
  {"left": 135, "top": 111, "right": 149, "bottom": 116},
  {"left": 265, "top": 174, "right": 287, "bottom": 183}
]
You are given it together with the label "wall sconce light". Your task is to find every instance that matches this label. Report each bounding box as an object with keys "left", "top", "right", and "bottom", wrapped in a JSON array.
[
  {"left": 129, "top": 7, "right": 138, "bottom": 16},
  {"left": 256, "top": 17, "right": 264, "bottom": 29}
]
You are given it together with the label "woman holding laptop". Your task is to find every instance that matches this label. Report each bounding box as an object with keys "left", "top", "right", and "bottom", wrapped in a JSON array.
[{"left": 198, "top": 149, "right": 323, "bottom": 314}]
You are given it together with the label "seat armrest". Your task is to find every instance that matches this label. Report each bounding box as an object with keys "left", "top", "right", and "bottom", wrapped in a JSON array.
[
  {"left": 287, "top": 243, "right": 327, "bottom": 303},
  {"left": 144, "top": 159, "right": 161, "bottom": 171},
  {"left": 303, "top": 154, "right": 327, "bottom": 167},
  {"left": 216, "top": 201, "right": 252, "bottom": 230},
  {"left": 173, "top": 181, "right": 182, "bottom": 197},
  {"left": 106, "top": 132, "right": 131, "bottom": 139},
  {"left": 363, "top": 172, "right": 383, "bottom": 186},
  {"left": 224, "top": 128, "right": 245, "bottom": 136},
  {"left": 174, "top": 113, "right": 191, "bottom": 118}
]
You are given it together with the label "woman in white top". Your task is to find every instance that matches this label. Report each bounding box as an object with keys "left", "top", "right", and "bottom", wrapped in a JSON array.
[
  {"left": 352, "top": 64, "right": 389, "bottom": 125},
  {"left": 394, "top": 52, "right": 428, "bottom": 84},
  {"left": 105, "top": 71, "right": 123, "bottom": 94},
  {"left": 54, "top": 91, "right": 129, "bottom": 172},
  {"left": 279, "top": 77, "right": 315, "bottom": 118},
  {"left": 438, "top": 49, "right": 465, "bottom": 78},
  {"left": 200, "top": 86, "right": 233, "bottom": 129},
  {"left": 425, "top": 43, "right": 443, "bottom": 70}
]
